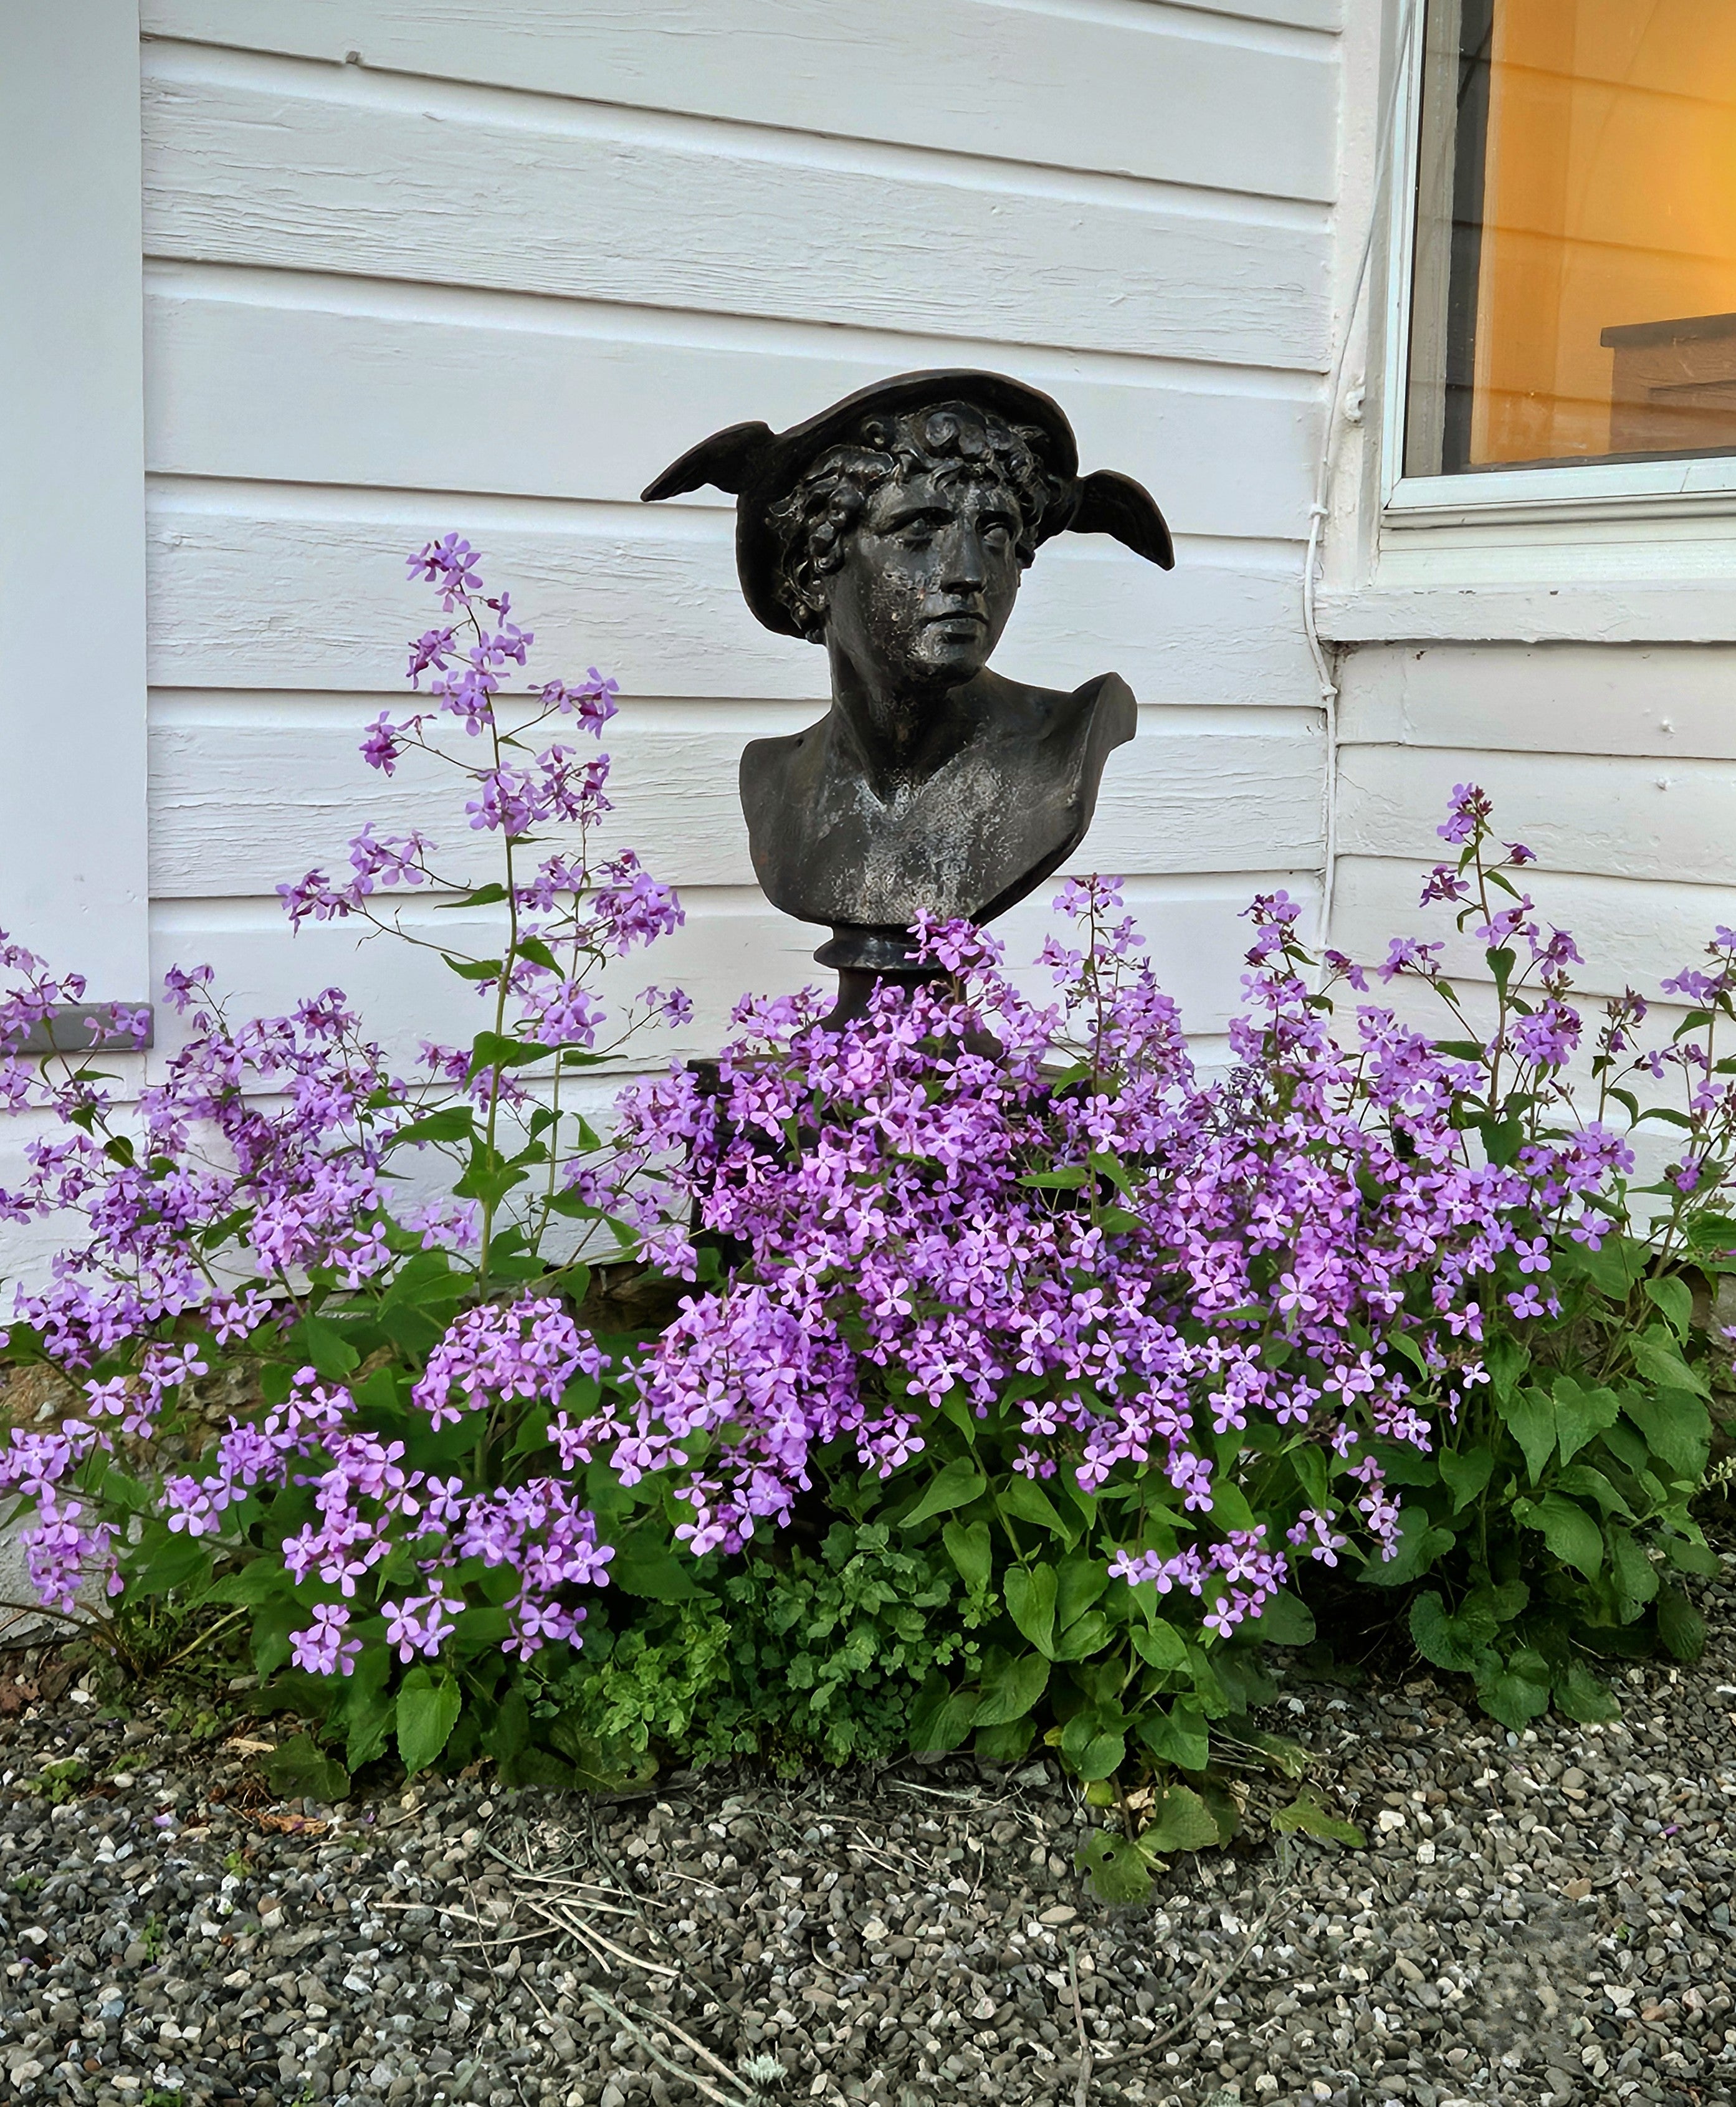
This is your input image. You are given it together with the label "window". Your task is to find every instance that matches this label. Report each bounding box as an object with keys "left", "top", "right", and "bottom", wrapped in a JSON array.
[{"left": 1402, "top": 0, "right": 1736, "bottom": 481}]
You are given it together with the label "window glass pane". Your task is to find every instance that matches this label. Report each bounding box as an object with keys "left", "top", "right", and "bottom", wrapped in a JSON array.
[{"left": 1405, "top": 0, "right": 1736, "bottom": 475}]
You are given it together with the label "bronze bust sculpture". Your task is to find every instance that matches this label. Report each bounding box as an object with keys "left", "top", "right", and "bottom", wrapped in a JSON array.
[{"left": 642, "top": 370, "right": 1171, "bottom": 1018}]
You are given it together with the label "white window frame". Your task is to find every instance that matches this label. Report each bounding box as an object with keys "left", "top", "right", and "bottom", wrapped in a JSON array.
[{"left": 1378, "top": 0, "right": 1736, "bottom": 536}]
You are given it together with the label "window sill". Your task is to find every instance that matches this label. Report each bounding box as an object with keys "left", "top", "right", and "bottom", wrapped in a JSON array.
[
  {"left": 1385, "top": 456, "right": 1736, "bottom": 530},
  {"left": 1315, "top": 573, "right": 1736, "bottom": 646}
]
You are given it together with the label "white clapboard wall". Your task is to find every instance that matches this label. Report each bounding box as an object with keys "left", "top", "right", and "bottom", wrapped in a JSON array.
[
  {"left": 135, "top": 0, "right": 1340, "bottom": 1073},
  {"left": 1331, "top": 644, "right": 1736, "bottom": 1020}
]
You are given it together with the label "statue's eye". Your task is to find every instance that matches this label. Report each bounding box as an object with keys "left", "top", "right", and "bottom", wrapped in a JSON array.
[{"left": 982, "top": 519, "right": 1014, "bottom": 545}]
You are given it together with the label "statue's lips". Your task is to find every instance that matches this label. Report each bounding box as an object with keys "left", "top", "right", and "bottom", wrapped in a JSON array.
[{"left": 921, "top": 609, "right": 988, "bottom": 629}]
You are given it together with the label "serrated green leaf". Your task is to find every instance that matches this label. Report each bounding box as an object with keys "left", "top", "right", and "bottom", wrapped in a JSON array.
[
  {"left": 1609, "top": 1529, "right": 1659, "bottom": 1620},
  {"left": 1553, "top": 1658, "right": 1621, "bottom": 1724},
  {"left": 1130, "top": 1618, "right": 1188, "bottom": 1671},
  {"left": 1052, "top": 1610, "right": 1114, "bottom": 1661},
  {"left": 265, "top": 1735, "right": 350, "bottom": 1804},
  {"left": 1438, "top": 1446, "right": 1494, "bottom": 1511},
  {"left": 1656, "top": 1581, "right": 1707, "bottom": 1661},
  {"left": 1643, "top": 1276, "right": 1693, "bottom": 1338},
  {"left": 1271, "top": 1792, "right": 1363, "bottom": 1847},
  {"left": 899, "top": 1458, "right": 988, "bottom": 1529},
  {"left": 908, "top": 1677, "right": 978, "bottom": 1756},
  {"left": 396, "top": 1668, "right": 462, "bottom": 1776},
  {"left": 1003, "top": 1564, "right": 1058, "bottom": 1658},
  {"left": 1623, "top": 1387, "right": 1712, "bottom": 1483},
  {"left": 973, "top": 1651, "right": 1050, "bottom": 1728},
  {"left": 1498, "top": 1386, "right": 1557, "bottom": 1483},
  {"left": 1248, "top": 1588, "right": 1315, "bottom": 1646},
  {"left": 389, "top": 1106, "right": 476, "bottom": 1149},
  {"left": 942, "top": 1517, "right": 992, "bottom": 1594},
  {"left": 1409, "top": 1590, "right": 1495, "bottom": 1672},
  {"left": 1517, "top": 1492, "right": 1603, "bottom": 1578},
  {"left": 1075, "top": 1826, "right": 1155, "bottom": 1906},
  {"left": 1629, "top": 1330, "right": 1709, "bottom": 1400},
  {"left": 608, "top": 1535, "right": 704, "bottom": 1600},
  {"left": 1661, "top": 1532, "right": 1722, "bottom": 1577},
  {"left": 1552, "top": 1374, "right": 1622, "bottom": 1468},
  {"left": 1143, "top": 1784, "right": 1221, "bottom": 1853},
  {"left": 998, "top": 1477, "right": 1072, "bottom": 1539},
  {"left": 1137, "top": 1699, "right": 1209, "bottom": 1772}
]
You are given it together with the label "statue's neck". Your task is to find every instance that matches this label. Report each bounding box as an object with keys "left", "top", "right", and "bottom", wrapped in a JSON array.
[{"left": 825, "top": 644, "right": 987, "bottom": 805}]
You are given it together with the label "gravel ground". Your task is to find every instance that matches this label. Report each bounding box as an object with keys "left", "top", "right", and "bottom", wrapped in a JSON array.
[{"left": 2, "top": 1580, "right": 1735, "bottom": 2107}]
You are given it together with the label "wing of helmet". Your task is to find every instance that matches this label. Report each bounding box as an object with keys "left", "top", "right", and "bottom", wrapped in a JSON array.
[
  {"left": 1067, "top": 469, "right": 1174, "bottom": 570},
  {"left": 640, "top": 421, "right": 776, "bottom": 503}
]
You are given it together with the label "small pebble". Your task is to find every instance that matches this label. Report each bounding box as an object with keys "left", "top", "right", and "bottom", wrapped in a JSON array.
[{"left": 1, "top": 1571, "right": 1734, "bottom": 2105}]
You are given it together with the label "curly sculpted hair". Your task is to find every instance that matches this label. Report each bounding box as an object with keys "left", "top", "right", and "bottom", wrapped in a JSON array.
[{"left": 766, "top": 401, "right": 1069, "bottom": 641}]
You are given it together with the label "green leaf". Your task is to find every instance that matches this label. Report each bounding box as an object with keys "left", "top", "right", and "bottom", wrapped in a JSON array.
[
  {"left": 1051, "top": 1610, "right": 1114, "bottom": 1662},
  {"left": 1517, "top": 1492, "right": 1603, "bottom": 1578},
  {"left": 1362, "top": 1507, "right": 1456, "bottom": 1587},
  {"left": 997, "top": 1477, "right": 1072, "bottom": 1540},
  {"left": 442, "top": 954, "right": 503, "bottom": 980},
  {"left": 129, "top": 1532, "right": 214, "bottom": 1601},
  {"left": 1130, "top": 1619, "right": 1189, "bottom": 1671},
  {"left": 1656, "top": 1582, "right": 1707, "bottom": 1661},
  {"left": 1409, "top": 1590, "right": 1496, "bottom": 1672},
  {"left": 1437, "top": 1446, "right": 1494, "bottom": 1511},
  {"left": 1608, "top": 1531, "right": 1659, "bottom": 1620},
  {"left": 1644, "top": 1276, "right": 1693, "bottom": 1339},
  {"left": 1479, "top": 1656, "right": 1552, "bottom": 1732},
  {"left": 1143, "top": 1785, "right": 1221, "bottom": 1854},
  {"left": 513, "top": 935, "right": 561, "bottom": 975},
  {"left": 389, "top": 1106, "right": 476, "bottom": 1149},
  {"left": 973, "top": 1651, "right": 1050, "bottom": 1728},
  {"left": 1204, "top": 1481, "right": 1257, "bottom": 1534},
  {"left": 1248, "top": 1589, "right": 1315, "bottom": 1647},
  {"left": 608, "top": 1536, "right": 705, "bottom": 1601},
  {"left": 1054, "top": 1555, "right": 1109, "bottom": 1633},
  {"left": 1137, "top": 1699, "right": 1209, "bottom": 1772},
  {"left": 1629, "top": 1329, "right": 1709, "bottom": 1400},
  {"left": 481, "top": 1689, "right": 530, "bottom": 1763},
  {"left": 899, "top": 1459, "right": 988, "bottom": 1530},
  {"left": 205, "top": 1558, "right": 294, "bottom": 1608},
  {"left": 1553, "top": 1659, "right": 1621, "bottom": 1724},
  {"left": 288, "top": 1315, "right": 361, "bottom": 1381},
  {"left": 396, "top": 1668, "right": 462, "bottom": 1776},
  {"left": 1623, "top": 1388, "right": 1712, "bottom": 1484},
  {"left": 1497, "top": 1386, "right": 1557, "bottom": 1483},
  {"left": 469, "top": 1031, "right": 553, "bottom": 1075},
  {"left": 1071, "top": 1730, "right": 1126, "bottom": 1782},
  {"left": 942, "top": 1518, "right": 993, "bottom": 1594},
  {"left": 1486, "top": 1333, "right": 1529, "bottom": 1401},
  {"left": 1552, "top": 1374, "right": 1622, "bottom": 1468},
  {"left": 439, "top": 884, "right": 507, "bottom": 910},
  {"left": 974, "top": 1718, "right": 1036, "bottom": 1762},
  {"left": 907, "top": 1677, "right": 978, "bottom": 1756},
  {"left": 1018, "top": 1166, "right": 1090, "bottom": 1190},
  {"left": 1555, "top": 1463, "right": 1632, "bottom": 1518},
  {"left": 1003, "top": 1564, "right": 1058, "bottom": 1658},
  {"left": 264, "top": 1735, "right": 350, "bottom": 1805},
  {"left": 1661, "top": 1532, "right": 1722, "bottom": 1577},
  {"left": 1271, "top": 1792, "right": 1363, "bottom": 1847},
  {"left": 1075, "top": 1826, "right": 1155, "bottom": 1906},
  {"left": 1575, "top": 1235, "right": 1646, "bottom": 1299}
]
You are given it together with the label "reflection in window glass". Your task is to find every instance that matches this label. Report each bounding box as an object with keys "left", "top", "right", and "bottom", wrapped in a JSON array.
[{"left": 1405, "top": 1, "right": 1736, "bottom": 475}]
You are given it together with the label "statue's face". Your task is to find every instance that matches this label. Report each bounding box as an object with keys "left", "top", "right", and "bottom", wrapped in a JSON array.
[{"left": 819, "top": 468, "right": 1023, "bottom": 693}]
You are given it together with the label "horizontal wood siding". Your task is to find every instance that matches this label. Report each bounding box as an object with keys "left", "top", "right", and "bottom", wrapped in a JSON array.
[
  {"left": 136, "top": 6, "right": 1338, "bottom": 1053},
  {"left": 1332, "top": 642, "right": 1736, "bottom": 1015}
]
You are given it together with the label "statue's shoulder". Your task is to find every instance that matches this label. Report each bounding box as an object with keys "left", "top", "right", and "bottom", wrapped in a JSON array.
[
  {"left": 740, "top": 718, "right": 826, "bottom": 820},
  {"left": 983, "top": 669, "right": 1137, "bottom": 750}
]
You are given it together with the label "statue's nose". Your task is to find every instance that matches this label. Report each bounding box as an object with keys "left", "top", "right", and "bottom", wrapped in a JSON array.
[{"left": 940, "top": 524, "right": 987, "bottom": 595}]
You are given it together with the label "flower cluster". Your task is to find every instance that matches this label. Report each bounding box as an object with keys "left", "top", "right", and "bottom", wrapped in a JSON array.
[{"left": 0, "top": 546, "right": 690, "bottom": 1689}]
